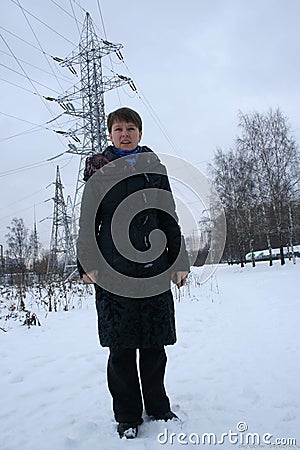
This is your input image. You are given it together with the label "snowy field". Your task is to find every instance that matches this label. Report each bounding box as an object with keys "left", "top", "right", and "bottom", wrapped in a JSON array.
[{"left": 1, "top": 262, "right": 300, "bottom": 450}]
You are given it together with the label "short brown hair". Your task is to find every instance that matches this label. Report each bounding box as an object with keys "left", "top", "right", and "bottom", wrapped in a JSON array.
[{"left": 107, "top": 107, "right": 142, "bottom": 133}]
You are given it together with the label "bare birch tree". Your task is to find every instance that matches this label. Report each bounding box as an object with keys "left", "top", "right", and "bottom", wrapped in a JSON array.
[
  {"left": 6, "top": 218, "right": 32, "bottom": 272},
  {"left": 237, "top": 109, "right": 300, "bottom": 264},
  {"left": 210, "top": 108, "right": 300, "bottom": 265}
]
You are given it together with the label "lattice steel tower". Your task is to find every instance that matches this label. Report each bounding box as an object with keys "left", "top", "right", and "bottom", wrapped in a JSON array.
[
  {"left": 47, "top": 166, "right": 74, "bottom": 275},
  {"left": 31, "top": 207, "right": 39, "bottom": 274},
  {"left": 50, "top": 12, "right": 135, "bottom": 273}
]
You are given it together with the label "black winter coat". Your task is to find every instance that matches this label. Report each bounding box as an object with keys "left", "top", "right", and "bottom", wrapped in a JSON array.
[{"left": 77, "top": 146, "right": 189, "bottom": 348}]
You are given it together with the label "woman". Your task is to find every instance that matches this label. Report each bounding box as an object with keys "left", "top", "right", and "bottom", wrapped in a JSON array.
[{"left": 77, "top": 107, "right": 189, "bottom": 439}]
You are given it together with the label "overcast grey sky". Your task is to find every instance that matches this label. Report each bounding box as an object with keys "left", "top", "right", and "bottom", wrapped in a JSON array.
[{"left": 1, "top": 0, "right": 300, "bottom": 247}]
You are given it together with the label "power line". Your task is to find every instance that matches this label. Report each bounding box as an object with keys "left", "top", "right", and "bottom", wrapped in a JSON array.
[
  {"left": 0, "top": 156, "right": 72, "bottom": 178},
  {"left": 68, "top": 0, "right": 81, "bottom": 36},
  {"left": 116, "top": 57, "right": 183, "bottom": 156},
  {"left": 0, "top": 32, "right": 52, "bottom": 98},
  {"left": 0, "top": 48, "right": 72, "bottom": 83},
  {"left": 49, "top": 0, "right": 83, "bottom": 26},
  {"left": 96, "top": 0, "right": 121, "bottom": 105},
  {"left": 0, "top": 33, "right": 62, "bottom": 119},
  {"left": 0, "top": 161, "right": 51, "bottom": 178},
  {"left": 0, "top": 110, "right": 75, "bottom": 142},
  {"left": 96, "top": 0, "right": 107, "bottom": 39},
  {"left": 70, "top": 0, "right": 88, "bottom": 16},
  {"left": 0, "top": 76, "right": 36, "bottom": 95},
  {"left": 9, "top": 0, "right": 76, "bottom": 46},
  {"left": 0, "top": 61, "right": 62, "bottom": 95},
  {"left": 0, "top": 31, "right": 68, "bottom": 146},
  {"left": 15, "top": 0, "right": 65, "bottom": 92},
  {"left": 13, "top": 0, "right": 75, "bottom": 91},
  {"left": 0, "top": 24, "right": 45, "bottom": 54},
  {"left": 4, "top": 187, "right": 48, "bottom": 209},
  {"left": 0, "top": 200, "right": 47, "bottom": 224},
  {"left": 0, "top": 126, "right": 42, "bottom": 142}
]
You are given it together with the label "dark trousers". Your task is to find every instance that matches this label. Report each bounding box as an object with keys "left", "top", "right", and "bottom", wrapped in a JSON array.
[{"left": 107, "top": 347, "right": 171, "bottom": 423}]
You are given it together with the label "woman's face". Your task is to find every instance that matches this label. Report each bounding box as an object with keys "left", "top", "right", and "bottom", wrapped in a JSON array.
[{"left": 109, "top": 120, "right": 142, "bottom": 151}]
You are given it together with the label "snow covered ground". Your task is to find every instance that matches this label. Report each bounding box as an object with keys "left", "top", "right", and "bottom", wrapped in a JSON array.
[{"left": 1, "top": 261, "right": 299, "bottom": 450}]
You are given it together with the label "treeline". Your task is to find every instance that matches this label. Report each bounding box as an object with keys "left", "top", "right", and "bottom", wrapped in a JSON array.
[
  {"left": 2, "top": 217, "right": 49, "bottom": 282},
  {"left": 209, "top": 108, "right": 300, "bottom": 265}
]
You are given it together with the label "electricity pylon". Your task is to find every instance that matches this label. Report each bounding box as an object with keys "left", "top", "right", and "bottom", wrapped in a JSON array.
[
  {"left": 31, "top": 206, "right": 39, "bottom": 274},
  {"left": 47, "top": 166, "right": 74, "bottom": 275},
  {"left": 48, "top": 12, "right": 135, "bottom": 274}
]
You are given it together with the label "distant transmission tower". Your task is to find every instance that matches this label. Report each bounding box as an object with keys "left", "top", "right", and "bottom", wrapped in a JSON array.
[
  {"left": 32, "top": 206, "right": 39, "bottom": 274},
  {"left": 47, "top": 166, "right": 74, "bottom": 275},
  {"left": 48, "top": 12, "right": 135, "bottom": 274}
]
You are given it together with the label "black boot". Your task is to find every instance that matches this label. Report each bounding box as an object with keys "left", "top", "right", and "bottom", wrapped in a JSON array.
[
  {"left": 117, "top": 418, "right": 143, "bottom": 439},
  {"left": 150, "top": 411, "right": 179, "bottom": 421}
]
